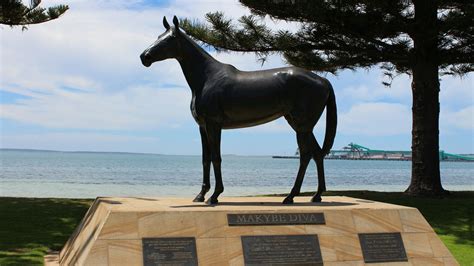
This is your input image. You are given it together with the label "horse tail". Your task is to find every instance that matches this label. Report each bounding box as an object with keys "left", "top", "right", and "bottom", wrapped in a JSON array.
[{"left": 322, "top": 82, "right": 337, "bottom": 156}]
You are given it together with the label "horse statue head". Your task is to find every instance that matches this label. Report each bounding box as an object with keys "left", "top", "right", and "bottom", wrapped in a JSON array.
[{"left": 140, "top": 16, "right": 182, "bottom": 67}]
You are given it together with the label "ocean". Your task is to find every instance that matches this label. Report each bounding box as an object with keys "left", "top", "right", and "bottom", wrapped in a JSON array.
[{"left": 1, "top": 150, "right": 472, "bottom": 198}]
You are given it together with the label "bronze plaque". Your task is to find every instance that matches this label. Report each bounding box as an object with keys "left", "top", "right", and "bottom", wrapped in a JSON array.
[
  {"left": 241, "top": 235, "right": 323, "bottom": 266},
  {"left": 359, "top": 233, "right": 408, "bottom": 263},
  {"left": 142, "top": 237, "right": 197, "bottom": 266},
  {"left": 228, "top": 213, "right": 325, "bottom": 226}
]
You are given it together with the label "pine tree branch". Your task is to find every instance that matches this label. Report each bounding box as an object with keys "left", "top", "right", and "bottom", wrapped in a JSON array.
[
  {"left": 240, "top": 0, "right": 412, "bottom": 39},
  {"left": 439, "top": 50, "right": 474, "bottom": 65},
  {"left": 0, "top": 0, "right": 68, "bottom": 27},
  {"left": 182, "top": 0, "right": 471, "bottom": 76},
  {"left": 440, "top": 63, "right": 473, "bottom": 76},
  {"left": 20, "top": 0, "right": 41, "bottom": 18},
  {"left": 182, "top": 13, "right": 410, "bottom": 71},
  {"left": 438, "top": 0, "right": 473, "bottom": 9}
]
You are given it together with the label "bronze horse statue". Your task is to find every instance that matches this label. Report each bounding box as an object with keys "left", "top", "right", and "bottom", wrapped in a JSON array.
[{"left": 140, "top": 16, "right": 337, "bottom": 204}]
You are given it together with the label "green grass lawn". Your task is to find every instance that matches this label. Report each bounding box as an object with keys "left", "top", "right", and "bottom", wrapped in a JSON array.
[{"left": 0, "top": 191, "right": 473, "bottom": 265}]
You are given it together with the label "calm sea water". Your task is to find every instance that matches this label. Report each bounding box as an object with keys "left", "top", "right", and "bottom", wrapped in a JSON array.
[{"left": 0, "top": 150, "right": 472, "bottom": 198}]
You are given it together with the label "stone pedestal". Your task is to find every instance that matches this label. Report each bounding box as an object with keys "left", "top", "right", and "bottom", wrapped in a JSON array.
[{"left": 46, "top": 196, "right": 458, "bottom": 265}]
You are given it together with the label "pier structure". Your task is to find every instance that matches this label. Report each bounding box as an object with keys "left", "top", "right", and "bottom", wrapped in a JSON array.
[
  {"left": 328, "top": 143, "right": 411, "bottom": 161},
  {"left": 273, "top": 143, "right": 474, "bottom": 162}
]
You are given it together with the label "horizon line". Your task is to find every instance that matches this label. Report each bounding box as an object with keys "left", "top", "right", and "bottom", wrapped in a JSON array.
[{"left": 0, "top": 148, "right": 271, "bottom": 157}]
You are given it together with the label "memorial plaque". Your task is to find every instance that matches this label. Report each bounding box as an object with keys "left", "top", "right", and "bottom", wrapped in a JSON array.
[
  {"left": 241, "top": 235, "right": 323, "bottom": 266},
  {"left": 142, "top": 237, "right": 197, "bottom": 266},
  {"left": 228, "top": 212, "right": 325, "bottom": 226},
  {"left": 359, "top": 233, "right": 408, "bottom": 263}
]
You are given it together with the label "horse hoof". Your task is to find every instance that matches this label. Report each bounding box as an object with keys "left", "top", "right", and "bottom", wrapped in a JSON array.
[
  {"left": 206, "top": 198, "right": 218, "bottom": 205},
  {"left": 311, "top": 195, "right": 322, "bottom": 202},
  {"left": 193, "top": 195, "right": 205, "bottom": 202},
  {"left": 282, "top": 197, "right": 294, "bottom": 204}
]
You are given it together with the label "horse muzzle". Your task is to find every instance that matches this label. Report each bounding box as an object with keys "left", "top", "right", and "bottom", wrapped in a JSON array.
[{"left": 140, "top": 52, "right": 152, "bottom": 67}]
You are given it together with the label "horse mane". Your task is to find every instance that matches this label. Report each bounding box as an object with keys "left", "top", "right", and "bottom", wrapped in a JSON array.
[{"left": 178, "top": 27, "right": 216, "bottom": 63}]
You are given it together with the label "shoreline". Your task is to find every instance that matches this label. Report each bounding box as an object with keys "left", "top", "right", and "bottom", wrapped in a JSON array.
[
  {"left": 2, "top": 185, "right": 473, "bottom": 199},
  {"left": 1, "top": 189, "right": 473, "bottom": 200}
]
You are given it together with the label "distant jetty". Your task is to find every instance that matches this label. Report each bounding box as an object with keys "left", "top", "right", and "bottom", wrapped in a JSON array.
[{"left": 273, "top": 143, "right": 474, "bottom": 162}]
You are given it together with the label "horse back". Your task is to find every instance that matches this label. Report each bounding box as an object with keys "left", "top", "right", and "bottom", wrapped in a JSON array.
[
  {"left": 198, "top": 65, "right": 330, "bottom": 128},
  {"left": 226, "top": 66, "right": 330, "bottom": 107}
]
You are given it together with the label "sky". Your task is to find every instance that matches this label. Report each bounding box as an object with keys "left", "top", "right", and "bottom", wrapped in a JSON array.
[{"left": 0, "top": 0, "right": 473, "bottom": 155}]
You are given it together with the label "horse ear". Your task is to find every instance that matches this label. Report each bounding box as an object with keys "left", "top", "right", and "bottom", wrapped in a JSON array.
[
  {"left": 173, "top": 15, "right": 179, "bottom": 28},
  {"left": 163, "top": 16, "right": 170, "bottom": 30}
]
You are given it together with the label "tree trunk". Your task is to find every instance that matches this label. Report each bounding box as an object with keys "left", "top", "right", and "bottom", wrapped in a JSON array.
[
  {"left": 405, "top": 0, "right": 447, "bottom": 196},
  {"left": 406, "top": 66, "right": 447, "bottom": 196}
]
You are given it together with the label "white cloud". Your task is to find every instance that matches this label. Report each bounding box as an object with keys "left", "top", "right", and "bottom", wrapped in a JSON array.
[
  {"left": 339, "top": 102, "right": 411, "bottom": 136},
  {"left": 1, "top": 86, "right": 192, "bottom": 130},
  {"left": 441, "top": 105, "right": 474, "bottom": 131},
  {"left": 440, "top": 75, "right": 474, "bottom": 109},
  {"left": 336, "top": 72, "right": 411, "bottom": 105},
  {"left": 335, "top": 72, "right": 473, "bottom": 135},
  {"left": 0, "top": 0, "right": 292, "bottom": 133}
]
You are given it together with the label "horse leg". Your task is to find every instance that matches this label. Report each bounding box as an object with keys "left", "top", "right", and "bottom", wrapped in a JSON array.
[
  {"left": 310, "top": 134, "right": 326, "bottom": 202},
  {"left": 205, "top": 122, "right": 224, "bottom": 204},
  {"left": 193, "top": 126, "right": 211, "bottom": 202},
  {"left": 283, "top": 131, "right": 312, "bottom": 204}
]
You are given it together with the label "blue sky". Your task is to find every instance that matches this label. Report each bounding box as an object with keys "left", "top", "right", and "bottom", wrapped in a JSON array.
[{"left": 1, "top": 0, "right": 473, "bottom": 155}]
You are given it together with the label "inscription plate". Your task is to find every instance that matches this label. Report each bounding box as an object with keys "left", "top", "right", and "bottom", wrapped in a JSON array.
[
  {"left": 241, "top": 235, "right": 323, "bottom": 266},
  {"left": 228, "top": 212, "right": 325, "bottom": 226},
  {"left": 359, "top": 233, "right": 408, "bottom": 263},
  {"left": 142, "top": 237, "right": 197, "bottom": 266}
]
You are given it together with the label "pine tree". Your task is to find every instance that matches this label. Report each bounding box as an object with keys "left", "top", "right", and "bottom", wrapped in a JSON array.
[
  {"left": 182, "top": 0, "right": 473, "bottom": 196},
  {"left": 1, "top": 0, "right": 68, "bottom": 30}
]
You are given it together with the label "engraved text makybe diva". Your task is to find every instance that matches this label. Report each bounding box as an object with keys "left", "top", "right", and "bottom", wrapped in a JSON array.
[{"left": 227, "top": 212, "right": 325, "bottom": 226}]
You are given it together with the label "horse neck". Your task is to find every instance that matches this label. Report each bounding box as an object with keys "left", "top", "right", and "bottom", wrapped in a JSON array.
[{"left": 177, "top": 35, "right": 218, "bottom": 94}]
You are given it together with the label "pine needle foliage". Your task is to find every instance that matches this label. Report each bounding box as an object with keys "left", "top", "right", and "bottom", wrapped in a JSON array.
[
  {"left": 1, "top": 0, "right": 68, "bottom": 30},
  {"left": 181, "top": 0, "right": 472, "bottom": 81}
]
